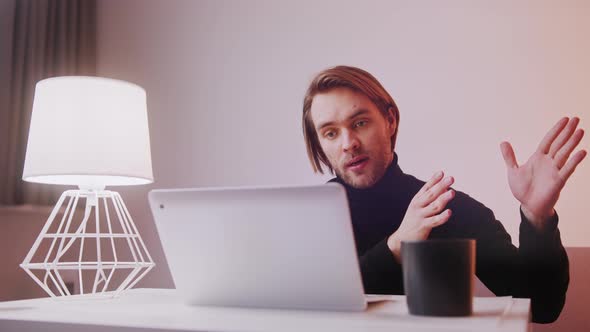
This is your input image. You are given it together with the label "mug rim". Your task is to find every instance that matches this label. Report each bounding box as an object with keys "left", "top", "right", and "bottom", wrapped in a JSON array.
[{"left": 401, "top": 238, "right": 475, "bottom": 245}]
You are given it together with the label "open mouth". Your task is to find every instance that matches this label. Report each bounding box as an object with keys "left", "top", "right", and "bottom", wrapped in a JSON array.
[{"left": 346, "top": 156, "right": 369, "bottom": 169}]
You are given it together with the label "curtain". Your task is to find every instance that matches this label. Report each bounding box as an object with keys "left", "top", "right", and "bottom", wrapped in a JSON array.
[{"left": 0, "top": 0, "right": 96, "bottom": 206}]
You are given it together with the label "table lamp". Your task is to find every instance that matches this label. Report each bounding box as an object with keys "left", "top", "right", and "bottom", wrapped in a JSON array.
[{"left": 20, "top": 76, "right": 155, "bottom": 298}]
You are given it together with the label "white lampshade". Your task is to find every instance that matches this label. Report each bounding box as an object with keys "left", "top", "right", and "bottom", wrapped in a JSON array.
[{"left": 23, "top": 76, "right": 154, "bottom": 187}]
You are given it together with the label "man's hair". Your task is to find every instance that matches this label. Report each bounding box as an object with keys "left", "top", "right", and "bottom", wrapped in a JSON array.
[{"left": 302, "top": 65, "right": 400, "bottom": 174}]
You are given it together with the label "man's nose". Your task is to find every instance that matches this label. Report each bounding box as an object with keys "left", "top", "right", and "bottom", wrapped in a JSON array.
[{"left": 342, "top": 129, "right": 360, "bottom": 152}]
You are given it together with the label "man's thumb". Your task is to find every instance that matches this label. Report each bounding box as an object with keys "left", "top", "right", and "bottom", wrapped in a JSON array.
[{"left": 500, "top": 141, "right": 518, "bottom": 169}]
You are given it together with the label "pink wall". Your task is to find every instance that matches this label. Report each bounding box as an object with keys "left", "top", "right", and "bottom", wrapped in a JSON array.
[
  {"left": 0, "top": 206, "right": 61, "bottom": 301},
  {"left": 96, "top": 0, "right": 590, "bottom": 248}
]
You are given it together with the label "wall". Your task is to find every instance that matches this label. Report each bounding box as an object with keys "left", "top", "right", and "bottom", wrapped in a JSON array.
[
  {"left": 0, "top": 206, "right": 61, "bottom": 301},
  {"left": 0, "top": 0, "right": 15, "bottom": 196},
  {"left": 94, "top": 0, "right": 589, "bottom": 330},
  {"left": 96, "top": 0, "right": 590, "bottom": 245}
]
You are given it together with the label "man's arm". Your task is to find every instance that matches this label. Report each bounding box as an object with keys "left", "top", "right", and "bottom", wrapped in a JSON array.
[
  {"left": 488, "top": 116, "right": 583, "bottom": 322},
  {"left": 449, "top": 194, "right": 569, "bottom": 324},
  {"left": 517, "top": 208, "right": 569, "bottom": 323},
  {"left": 358, "top": 238, "right": 404, "bottom": 294}
]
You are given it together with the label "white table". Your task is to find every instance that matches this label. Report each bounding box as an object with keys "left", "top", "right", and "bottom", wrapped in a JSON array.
[{"left": 0, "top": 288, "right": 530, "bottom": 332}]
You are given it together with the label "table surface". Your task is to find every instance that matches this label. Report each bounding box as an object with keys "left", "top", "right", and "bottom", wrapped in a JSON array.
[{"left": 0, "top": 288, "right": 530, "bottom": 332}]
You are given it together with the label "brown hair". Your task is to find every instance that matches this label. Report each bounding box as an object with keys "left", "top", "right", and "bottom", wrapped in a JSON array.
[{"left": 302, "top": 65, "right": 400, "bottom": 174}]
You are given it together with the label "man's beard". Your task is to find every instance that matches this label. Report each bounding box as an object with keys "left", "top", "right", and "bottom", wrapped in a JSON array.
[{"left": 334, "top": 152, "right": 392, "bottom": 189}]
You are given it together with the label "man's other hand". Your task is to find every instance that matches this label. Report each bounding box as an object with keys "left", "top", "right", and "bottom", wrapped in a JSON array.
[
  {"left": 387, "top": 171, "right": 455, "bottom": 262},
  {"left": 500, "top": 117, "right": 586, "bottom": 230}
]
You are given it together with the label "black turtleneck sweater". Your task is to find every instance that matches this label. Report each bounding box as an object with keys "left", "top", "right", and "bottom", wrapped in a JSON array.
[{"left": 329, "top": 154, "right": 569, "bottom": 324}]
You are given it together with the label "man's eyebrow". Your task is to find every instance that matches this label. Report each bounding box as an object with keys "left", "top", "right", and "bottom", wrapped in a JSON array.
[{"left": 316, "top": 109, "right": 370, "bottom": 131}]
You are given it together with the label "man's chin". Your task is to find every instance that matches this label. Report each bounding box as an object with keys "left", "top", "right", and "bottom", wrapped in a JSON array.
[
  {"left": 341, "top": 173, "right": 377, "bottom": 189},
  {"left": 334, "top": 155, "right": 392, "bottom": 189}
]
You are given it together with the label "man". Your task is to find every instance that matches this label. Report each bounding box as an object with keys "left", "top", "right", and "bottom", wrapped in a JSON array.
[{"left": 302, "top": 66, "right": 586, "bottom": 323}]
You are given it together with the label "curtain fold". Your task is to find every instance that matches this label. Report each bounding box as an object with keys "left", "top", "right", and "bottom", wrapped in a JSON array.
[{"left": 1, "top": 0, "right": 96, "bottom": 206}]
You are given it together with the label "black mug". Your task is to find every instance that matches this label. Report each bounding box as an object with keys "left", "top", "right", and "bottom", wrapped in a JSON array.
[{"left": 401, "top": 239, "right": 476, "bottom": 316}]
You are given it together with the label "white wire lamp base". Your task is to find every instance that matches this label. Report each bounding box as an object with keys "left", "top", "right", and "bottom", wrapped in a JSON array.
[{"left": 20, "top": 188, "right": 155, "bottom": 299}]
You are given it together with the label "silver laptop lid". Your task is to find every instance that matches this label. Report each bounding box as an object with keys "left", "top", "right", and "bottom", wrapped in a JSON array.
[{"left": 148, "top": 183, "right": 366, "bottom": 311}]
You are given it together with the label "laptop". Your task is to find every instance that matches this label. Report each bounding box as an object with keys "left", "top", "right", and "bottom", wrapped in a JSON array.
[{"left": 148, "top": 183, "right": 383, "bottom": 311}]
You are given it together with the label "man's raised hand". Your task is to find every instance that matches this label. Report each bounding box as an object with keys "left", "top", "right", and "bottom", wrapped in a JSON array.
[
  {"left": 500, "top": 117, "right": 587, "bottom": 229},
  {"left": 387, "top": 171, "right": 455, "bottom": 262}
]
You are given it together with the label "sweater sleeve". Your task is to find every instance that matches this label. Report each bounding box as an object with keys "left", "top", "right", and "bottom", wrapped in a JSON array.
[
  {"left": 358, "top": 238, "right": 405, "bottom": 295},
  {"left": 455, "top": 195, "right": 569, "bottom": 324},
  {"left": 517, "top": 208, "right": 569, "bottom": 324}
]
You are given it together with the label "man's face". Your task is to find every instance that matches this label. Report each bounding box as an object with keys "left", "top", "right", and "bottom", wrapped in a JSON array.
[{"left": 310, "top": 88, "right": 396, "bottom": 189}]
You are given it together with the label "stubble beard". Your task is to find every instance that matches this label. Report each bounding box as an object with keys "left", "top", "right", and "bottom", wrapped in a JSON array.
[{"left": 335, "top": 151, "right": 393, "bottom": 189}]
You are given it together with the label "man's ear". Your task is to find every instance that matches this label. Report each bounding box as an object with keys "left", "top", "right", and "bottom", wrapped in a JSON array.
[{"left": 386, "top": 107, "right": 396, "bottom": 134}]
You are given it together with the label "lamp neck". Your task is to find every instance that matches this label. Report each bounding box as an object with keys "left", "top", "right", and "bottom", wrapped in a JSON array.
[
  {"left": 76, "top": 186, "right": 108, "bottom": 208},
  {"left": 78, "top": 184, "right": 106, "bottom": 191}
]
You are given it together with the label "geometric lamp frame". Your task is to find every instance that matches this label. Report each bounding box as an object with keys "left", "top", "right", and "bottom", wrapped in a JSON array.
[{"left": 20, "top": 189, "right": 155, "bottom": 298}]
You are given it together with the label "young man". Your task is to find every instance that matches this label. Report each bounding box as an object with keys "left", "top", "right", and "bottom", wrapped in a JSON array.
[{"left": 302, "top": 66, "right": 586, "bottom": 323}]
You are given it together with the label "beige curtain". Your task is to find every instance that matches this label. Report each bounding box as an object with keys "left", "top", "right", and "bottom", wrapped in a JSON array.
[{"left": 0, "top": 0, "right": 96, "bottom": 206}]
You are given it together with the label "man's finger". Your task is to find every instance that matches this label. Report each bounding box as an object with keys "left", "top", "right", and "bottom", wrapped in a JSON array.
[
  {"left": 559, "top": 149, "right": 587, "bottom": 181},
  {"left": 427, "top": 209, "right": 452, "bottom": 228},
  {"left": 422, "top": 189, "right": 455, "bottom": 218},
  {"left": 537, "top": 117, "right": 569, "bottom": 154},
  {"left": 549, "top": 117, "right": 580, "bottom": 158},
  {"left": 416, "top": 171, "right": 444, "bottom": 197},
  {"left": 555, "top": 129, "right": 585, "bottom": 169},
  {"left": 500, "top": 142, "right": 518, "bottom": 169},
  {"left": 417, "top": 176, "right": 454, "bottom": 208}
]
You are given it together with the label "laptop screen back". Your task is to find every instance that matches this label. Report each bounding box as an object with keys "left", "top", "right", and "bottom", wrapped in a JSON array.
[{"left": 148, "top": 183, "right": 366, "bottom": 311}]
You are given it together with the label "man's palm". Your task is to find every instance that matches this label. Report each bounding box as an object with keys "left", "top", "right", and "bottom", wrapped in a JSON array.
[{"left": 500, "top": 117, "right": 586, "bottom": 222}]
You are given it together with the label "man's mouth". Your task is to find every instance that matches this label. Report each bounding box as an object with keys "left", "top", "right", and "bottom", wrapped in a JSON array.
[{"left": 345, "top": 156, "right": 369, "bottom": 170}]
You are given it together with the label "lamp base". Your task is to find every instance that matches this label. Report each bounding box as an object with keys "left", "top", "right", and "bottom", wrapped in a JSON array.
[{"left": 20, "top": 189, "right": 155, "bottom": 298}]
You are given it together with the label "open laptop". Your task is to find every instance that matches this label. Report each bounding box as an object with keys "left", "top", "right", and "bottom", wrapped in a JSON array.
[{"left": 148, "top": 183, "right": 386, "bottom": 311}]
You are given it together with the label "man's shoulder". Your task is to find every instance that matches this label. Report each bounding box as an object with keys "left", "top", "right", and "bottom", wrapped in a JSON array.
[
  {"left": 402, "top": 172, "right": 490, "bottom": 213},
  {"left": 396, "top": 170, "right": 492, "bottom": 216},
  {"left": 398, "top": 172, "right": 426, "bottom": 195},
  {"left": 447, "top": 188, "right": 495, "bottom": 219}
]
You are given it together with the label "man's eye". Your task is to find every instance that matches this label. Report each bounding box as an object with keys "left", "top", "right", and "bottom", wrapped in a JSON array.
[
  {"left": 324, "top": 130, "right": 336, "bottom": 139},
  {"left": 355, "top": 120, "right": 367, "bottom": 128}
]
